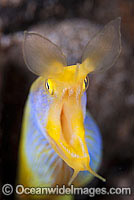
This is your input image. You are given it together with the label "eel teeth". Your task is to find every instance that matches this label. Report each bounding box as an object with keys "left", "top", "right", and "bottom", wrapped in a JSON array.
[{"left": 60, "top": 142, "right": 88, "bottom": 158}]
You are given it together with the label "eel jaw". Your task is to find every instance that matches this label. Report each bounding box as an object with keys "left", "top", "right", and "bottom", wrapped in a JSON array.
[
  {"left": 46, "top": 99, "right": 106, "bottom": 184},
  {"left": 46, "top": 98, "right": 90, "bottom": 168}
]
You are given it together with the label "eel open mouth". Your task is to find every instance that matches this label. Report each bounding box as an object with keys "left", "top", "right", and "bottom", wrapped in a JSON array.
[
  {"left": 47, "top": 98, "right": 106, "bottom": 185},
  {"left": 59, "top": 102, "right": 89, "bottom": 159},
  {"left": 60, "top": 104, "right": 72, "bottom": 146}
]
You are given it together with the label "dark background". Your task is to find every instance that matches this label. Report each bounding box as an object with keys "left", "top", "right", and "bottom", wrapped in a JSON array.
[{"left": 0, "top": 0, "right": 134, "bottom": 199}]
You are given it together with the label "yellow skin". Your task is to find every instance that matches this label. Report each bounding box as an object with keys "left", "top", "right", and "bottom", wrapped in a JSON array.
[
  {"left": 45, "top": 65, "right": 104, "bottom": 184},
  {"left": 17, "top": 18, "right": 121, "bottom": 199},
  {"left": 17, "top": 64, "right": 104, "bottom": 200}
]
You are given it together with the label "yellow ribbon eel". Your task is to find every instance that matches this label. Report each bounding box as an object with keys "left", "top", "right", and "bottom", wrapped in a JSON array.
[{"left": 17, "top": 18, "right": 121, "bottom": 199}]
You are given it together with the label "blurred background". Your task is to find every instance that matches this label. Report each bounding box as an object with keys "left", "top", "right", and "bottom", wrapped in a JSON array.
[{"left": 0, "top": 0, "right": 134, "bottom": 199}]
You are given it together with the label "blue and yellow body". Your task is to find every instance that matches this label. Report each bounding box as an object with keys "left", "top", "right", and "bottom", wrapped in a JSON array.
[{"left": 17, "top": 18, "right": 121, "bottom": 199}]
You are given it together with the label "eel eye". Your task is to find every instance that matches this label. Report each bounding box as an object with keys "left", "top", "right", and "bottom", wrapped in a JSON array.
[
  {"left": 83, "top": 76, "right": 89, "bottom": 91},
  {"left": 45, "top": 79, "right": 54, "bottom": 95}
]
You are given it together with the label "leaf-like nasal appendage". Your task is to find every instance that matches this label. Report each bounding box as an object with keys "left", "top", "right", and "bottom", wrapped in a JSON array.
[
  {"left": 23, "top": 31, "right": 67, "bottom": 77},
  {"left": 23, "top": 18, "right": 121, "bottom": 78},
  {"left": 81, "top": 17, "right": 121, "bottom": 74}
]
